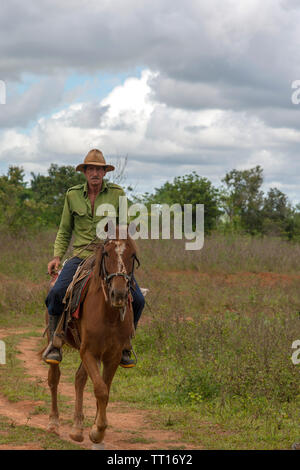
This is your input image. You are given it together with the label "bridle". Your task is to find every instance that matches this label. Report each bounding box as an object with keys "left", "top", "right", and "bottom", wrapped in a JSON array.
[
  {"left": 99, "top": 241, "right": 140, "bottom": 321},
  {"left": 100, "top": 241, "right": 140, "bottom": 290}
]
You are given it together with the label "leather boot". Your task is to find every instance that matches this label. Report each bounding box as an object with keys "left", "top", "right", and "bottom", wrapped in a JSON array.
[
  {"left": 43, "top": 315, "right": 62, "bottom": 364},
  {"left": 119, "top": 320, "right": 139, "bottom": 368},
  {"left": 120, "top": 349, "right": 136, "bottom": 368}
]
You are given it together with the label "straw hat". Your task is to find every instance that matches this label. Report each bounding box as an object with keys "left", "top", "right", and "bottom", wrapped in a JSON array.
[{"left": 75, "top": 149, "right": 115, "bottom": 172}]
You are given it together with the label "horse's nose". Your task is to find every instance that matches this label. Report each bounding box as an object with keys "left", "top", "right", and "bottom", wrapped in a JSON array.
[{"left": 111, "top": 288, "right": 127, "bottom": 306}]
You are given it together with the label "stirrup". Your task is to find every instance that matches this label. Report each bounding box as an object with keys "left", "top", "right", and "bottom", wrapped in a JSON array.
[
  {"left": 43, "top": 314, "right": 64, "bottom": 364},
  {"left": 120, "top": 348, "right": 137, "bottom": 368},
  {"left": 42, "top": 342, "right": 62, "bottom": 365}
]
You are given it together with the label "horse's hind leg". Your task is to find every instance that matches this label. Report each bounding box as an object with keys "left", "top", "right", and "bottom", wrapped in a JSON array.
[
  {"left": 80, "top": 350, "right": 108, "bottom": 445},
  {"left": 69, "top": 361, "right": 88, "bottom": 442},
  {"left": 47, "top": 363, "right": 61, "bottom": 435}
]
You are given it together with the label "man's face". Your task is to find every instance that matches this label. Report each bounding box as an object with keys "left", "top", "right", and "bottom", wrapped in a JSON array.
[{"left": 84, "top": 164, "right": 107, "bottom": 188}]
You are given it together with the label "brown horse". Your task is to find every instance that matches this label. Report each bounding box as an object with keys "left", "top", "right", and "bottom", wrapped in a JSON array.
[{"left": 45, "top": 229, "right": 139, "bottom": 448}]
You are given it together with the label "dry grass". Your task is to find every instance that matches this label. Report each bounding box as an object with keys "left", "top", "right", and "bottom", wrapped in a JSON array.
[
  {"left": 138, "top": 233, "right": 300, "bottom": 273},
  {"left": 1, "top": 229, "right": 300, "bottom": 448}
]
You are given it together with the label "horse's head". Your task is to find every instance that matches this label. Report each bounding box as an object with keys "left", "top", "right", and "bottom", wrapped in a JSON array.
[{"left": 98, "top": 231, "right": 139, "bottom": 309}]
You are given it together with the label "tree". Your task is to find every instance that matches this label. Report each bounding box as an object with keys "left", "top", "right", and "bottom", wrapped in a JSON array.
[
  {"left": 141, "top": 171, "right": 221, "bottom": 233},
  {"left": 262, "top": 188, "right": 294, "bottom": 238},
  {"left": 30, "top": 164, "right": 85, "bottom": 225},
  {"left": 0, "top": 166, "right": 46, "bottom": 234},
  {"left": 221, "top": 166, "right": 264, "bottom": 234}
]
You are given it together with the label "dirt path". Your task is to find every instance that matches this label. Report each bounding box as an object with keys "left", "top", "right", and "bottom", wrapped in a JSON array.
[
  {"left": 0, "top": 331, "right": 200, "bottom": 450},
  {"left": 160, "top": 269, "right": 300, "bottom": 286}
]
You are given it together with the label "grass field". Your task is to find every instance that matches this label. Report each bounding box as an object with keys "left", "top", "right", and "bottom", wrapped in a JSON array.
[{"left": 0, "top": 230, "right": 300, "bottom": 449}]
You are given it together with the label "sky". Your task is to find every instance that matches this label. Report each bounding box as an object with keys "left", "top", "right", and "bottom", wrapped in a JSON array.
[{"left": 1, "top": 0, "right": 300, "bottom": 202}]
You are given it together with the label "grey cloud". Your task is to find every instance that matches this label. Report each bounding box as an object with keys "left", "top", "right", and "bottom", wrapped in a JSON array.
[
  {"left": 254, "top": 107, "right": 300, "bottom": 130},
  {"left": 280, "top": 0, "right": 300, "bottom": 10},
  {"left": 64, "top": 104, "right": 110, "bottom": 128},
  {"left": 2, "top": 0, "right": 300, "bottom": 203},
  {"left": 124, "top": 148, "right": 299, "bottom": 200},
  {"left": 150, "top": 74, "right": 293, "bottom": 114},
  {"left": 0, "top": 1, "right": 297, "bottom": 87},
  {"left": 108, "top": 112, "right": 138, "bottom": 132},
  {"left": 128, "top": 146, "right": 253, "bottom": 168},
  {"left": 0, "top": 76, "right": 66, "bottom": 128},
  {"left": 1, "top": 1, "right": 300, "bottom": 119},
  {"left": 0, "top": 1, "right": 154, "bottom": 79},
  {"left": 185, "top": 125, "right": 208, "bottom": 133},
  {"left": 60, "top": 103, "right": 137, "bottom": 131}
]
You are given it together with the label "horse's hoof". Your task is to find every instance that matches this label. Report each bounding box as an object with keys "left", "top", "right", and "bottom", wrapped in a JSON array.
[
  {"left": 47, "top": 423, "right": 60, "bottom": 436},
  {"left": 91, "top": 442, "right": 105, "bottom": 450},
  {"left": 89, "top": 427, "right": 105, "bottom": 444},
  {"left": 69, "top": 431, "right": 84, "bottom": 442}
]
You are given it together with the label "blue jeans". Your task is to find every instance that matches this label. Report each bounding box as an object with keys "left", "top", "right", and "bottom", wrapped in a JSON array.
[{"left": 45, "top": 256, "right": 145, "bottom": 328}]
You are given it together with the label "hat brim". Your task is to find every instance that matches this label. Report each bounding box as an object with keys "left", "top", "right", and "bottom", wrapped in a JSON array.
[{"left": 76, "top": 162, "right": 115, "bottom": 172}]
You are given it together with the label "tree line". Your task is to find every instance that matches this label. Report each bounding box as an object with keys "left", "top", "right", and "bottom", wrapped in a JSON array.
[{"left": 0, "top": 163, "right": 299, "bottom": 240}]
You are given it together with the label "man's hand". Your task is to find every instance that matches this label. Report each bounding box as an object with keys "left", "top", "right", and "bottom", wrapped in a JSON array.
[{"left": 48, "top": 257, "right": 61, "bottom": 277}]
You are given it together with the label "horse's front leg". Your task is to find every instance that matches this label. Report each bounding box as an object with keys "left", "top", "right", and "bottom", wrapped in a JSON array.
[
  {"left": 102, "top": 352, "right": 122, "bottom": 397},
  {"left": 80, "top": 349, "right": 108, "bottom": 446},
  {"left": 69, "top": 361, "right": 88, "bottom": 442},
  {"left": 47, "top": 363, "right": 61, "bottom": 435}
]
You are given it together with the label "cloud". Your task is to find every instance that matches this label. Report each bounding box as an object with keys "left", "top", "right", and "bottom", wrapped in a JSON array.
[
  {"left": 57, "top": 103, "right": 110, "bottom": 128},
  {"left": 1, "top": 68, "right": 300, "bottom": 202},
  {"left": 0, "top": 76, "right": 67, "bottom": 128},
  {"left": 0, "top": 1, "right": 297, "bottom": 85},
  {"left": 1, "top": 1, "right": 300, "bottom": 202},
  {"left": 1, "top": 1, "right": 299, "bottom": 121}
]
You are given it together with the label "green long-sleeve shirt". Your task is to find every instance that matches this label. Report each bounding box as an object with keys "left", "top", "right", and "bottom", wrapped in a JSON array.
[{"left": 54, "top": 180, "right": 126, "bottom": 260}]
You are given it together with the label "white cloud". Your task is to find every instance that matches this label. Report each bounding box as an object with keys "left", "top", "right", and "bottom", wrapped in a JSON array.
[
  {"left": 1, "top": 1, "right": 300, "bottom": 201},
  {"left": 0, "top": 68, "right": 299, "bottom": 201}
]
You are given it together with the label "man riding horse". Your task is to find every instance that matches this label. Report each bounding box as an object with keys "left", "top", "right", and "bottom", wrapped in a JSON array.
[{"left": 44, "top": 149, "right": 145, "bottom": 367}]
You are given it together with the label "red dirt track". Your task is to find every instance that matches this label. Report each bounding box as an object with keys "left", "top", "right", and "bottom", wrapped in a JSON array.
[{"left": 0, "top": 329, "right": 199, "bottom": 450}]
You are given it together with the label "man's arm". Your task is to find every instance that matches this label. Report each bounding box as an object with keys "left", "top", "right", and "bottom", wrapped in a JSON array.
[{"left": 48, "top": 193, "right": 73, "bottom": 274}]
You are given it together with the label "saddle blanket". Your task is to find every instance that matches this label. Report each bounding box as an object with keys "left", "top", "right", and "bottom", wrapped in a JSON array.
[{"left": 64, "top": 271, "right": 92, "bottom": 319}]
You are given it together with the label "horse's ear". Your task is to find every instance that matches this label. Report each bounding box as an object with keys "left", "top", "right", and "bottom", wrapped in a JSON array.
[{"left": 134, "top": 253, "right": 140, "bottom": 268}]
